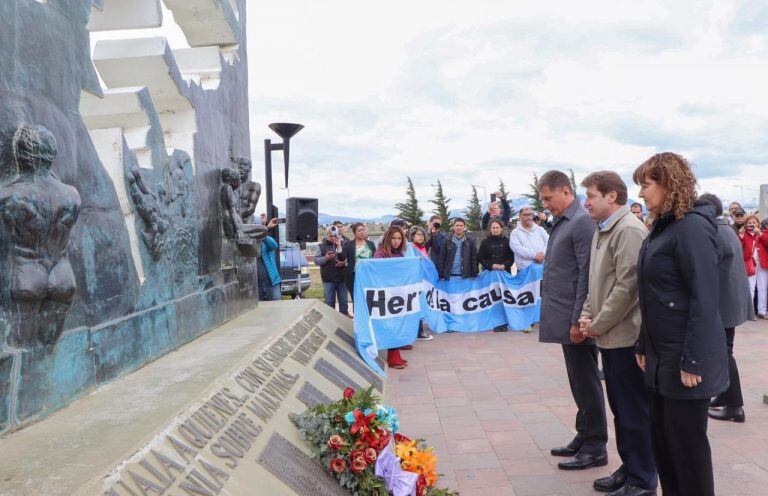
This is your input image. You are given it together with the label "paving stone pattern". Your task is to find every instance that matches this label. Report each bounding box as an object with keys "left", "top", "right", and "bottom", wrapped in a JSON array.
[{"left": 387, "top": 320, "right": 768, "bottom": 496}]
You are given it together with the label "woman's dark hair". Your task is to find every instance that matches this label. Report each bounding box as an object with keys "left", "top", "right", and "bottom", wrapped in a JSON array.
[
  {"left": 409, "top": 226, "right": 426, "bottom": 242},
  {"left": 389, "top": 218, "right": 409, "bottom": 229},
  {"left": 350, "top": 222, "right": 365, "bottom": 234},
  {"left": 698, "top": 193, "right": 723, "bottom": 217},
  {"left": 487, "top": 219, "right": 505, "bottom": 232},
  {"left": 633, "top": 152, "right": 697, "bottom": 220},
  {"left": 378, "top": 225, "right": 405, "bottom": 256}
]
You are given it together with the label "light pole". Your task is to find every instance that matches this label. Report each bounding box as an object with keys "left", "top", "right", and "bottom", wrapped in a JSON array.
[
  {"left": 264, "top": 122, "right": 303, "bottom": 268},
  {"left": 472, "top": 184, "right": 487, "bottom": 201}
]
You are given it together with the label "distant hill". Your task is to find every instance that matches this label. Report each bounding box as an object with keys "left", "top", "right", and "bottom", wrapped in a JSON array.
[
  {"left": 319, "top": 195, "right": 649, "bottom": 225},
  {"left": 318, "top": 212, "right": 395, "bottom": 225}
]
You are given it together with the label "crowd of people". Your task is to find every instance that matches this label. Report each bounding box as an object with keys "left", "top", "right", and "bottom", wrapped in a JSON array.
[{"left": 307, "top": 153, "right": 764, "bottom": 496}]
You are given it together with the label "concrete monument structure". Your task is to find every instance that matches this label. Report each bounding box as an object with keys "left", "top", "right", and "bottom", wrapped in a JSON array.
[
  {"left": 0, "top": 0, "right": 259, "bottom": 435},
  {"left": 0, "top": 301, "right": 387, "bottom": 496}
]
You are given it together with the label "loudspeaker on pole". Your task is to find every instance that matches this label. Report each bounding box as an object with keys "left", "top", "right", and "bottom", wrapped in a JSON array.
[{"left": 286, "top": 197, "right": 319, "bottom": 242}]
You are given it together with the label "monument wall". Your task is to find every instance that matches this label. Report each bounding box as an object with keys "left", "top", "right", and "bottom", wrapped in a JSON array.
[{"left": 0, "top": 0, "right": 257, "bottom": 434}]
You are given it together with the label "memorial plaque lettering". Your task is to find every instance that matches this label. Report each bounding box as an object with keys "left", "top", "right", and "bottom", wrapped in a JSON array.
[
  {"left": 257, "top": 433, "right": 348, "bottom": 496},
  {"left": 295, "top": 381, "right": 333, "bottom": 408},
  {"left": 334, "top": 328, "right": 387, "bottom": 369},
  {"left": 325, "top": 341, "right": 383, "bottom": 391},
  {"left": 313, "top": 358, "right": 362, "bottom": 391},
  {"left": 334, "top": 327, "right": 355, "bottom": 349}
]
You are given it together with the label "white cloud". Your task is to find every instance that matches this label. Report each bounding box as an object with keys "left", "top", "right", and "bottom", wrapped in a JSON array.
[{"left": 247, "top": 0, "right": 768, "bottom": 218}]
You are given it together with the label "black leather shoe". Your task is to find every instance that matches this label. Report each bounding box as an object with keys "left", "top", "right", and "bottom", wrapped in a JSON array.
[
  {"left": 708, "top": 406, "right": 745, "bottom": 423},
  {"left": 557, "top": 451, "right": 608, "bottom": 470},
  {"left": 551, "top": 445, "right": 578, "bottom": 457},
  {"left": 606, "top": 484, "right": 657, "bottom": 496},
  {"left": 550, "top": 436, "right": 582, "bottom": 457},
  {"left": 593, "top": 465, "right": 626, "bottom": 492},
  {"left": 710, "top": 396, "right": 726, "bottom": 408}
]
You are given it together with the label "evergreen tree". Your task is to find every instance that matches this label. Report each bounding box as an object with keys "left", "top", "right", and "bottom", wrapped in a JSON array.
[
  {"left": 466, "top": 186, "right": 483, "bottom": 231},
  {"left": 497, "top": 178, "right": 508, "bottom": 198},
  {"left": 430, "top": 180, "right": 451, "bottom": 231},
  {"left": 524, "top": 173, "right": 544, "bottom": 212},
  {"left": 498, "top": 177, "right": 516, "bottom": 223},
  {"left": 394, "top": 177, "right": 424, "bottom": 227},
  {"left": 569, "top": 168, "right": 578, "bottom": 195}
]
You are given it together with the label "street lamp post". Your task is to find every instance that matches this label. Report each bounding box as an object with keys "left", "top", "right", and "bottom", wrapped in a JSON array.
[
  {"left": 264, "top": 122, "right": 303, "bottom": 269},
  {"left": 472, "top": 184, "right": 487, "bottom": 201}
]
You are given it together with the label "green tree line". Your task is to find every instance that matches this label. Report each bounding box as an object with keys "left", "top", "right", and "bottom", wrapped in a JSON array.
[{"left": 394, "top": 172, "right": 579, "bottom": 231}]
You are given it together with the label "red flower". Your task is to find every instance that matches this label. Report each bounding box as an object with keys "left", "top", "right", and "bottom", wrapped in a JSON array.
[
  {"left": 394, "top": 433, "right": 411, "bottom": 444},
  {"left": 372, "top": 428, "right": 391, "bottom": 451},
  {"left": 343, "top": 387, "right": 356, "bottom": 399},
  {"left": 364, "top": 447, "right": 377, "bottom": 463},
  {"left": 349, "top": 449, "right": 365, "bottom": 463},
  {"left": 416, "top": 474, "right": 428, "bottom": 496},
  {"left": 349, "top": 409, "right": 377, "bottom": 436},
  {"left": 330, "top": 458, "right": 347, "bottom": 473},
  {"left": 350, "top": 455, "right": 368, "bottom": 474},
  {"left": 327, "top": 434, "right": 344, "bottom": 450}
]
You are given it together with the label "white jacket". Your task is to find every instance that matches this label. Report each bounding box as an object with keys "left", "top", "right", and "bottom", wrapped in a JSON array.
[{"left": 509, "top": 223, "right": 549, "bottom": 270}]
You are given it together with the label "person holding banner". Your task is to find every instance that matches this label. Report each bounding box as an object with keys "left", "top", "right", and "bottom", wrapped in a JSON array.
[
  {"left": 538, "top": 170, "right": 608, "bottom": 471},
  {"left": 578, "top": 172, "right": 657, "bottom": 496},
  {"left": 374, "top": 224, "right": 409, "bottom": 368},
  {"left": 478, "top": 219, "right": 515, "bottom": 332},
  {"left": 409, "top": 226, "right": 435, "bottom": 341},
  {"left": 409, "top": 226, "right": 429, "bottom": 258},
  {"left": 435, "top": 218, "right": 478, "bottom": 281}
]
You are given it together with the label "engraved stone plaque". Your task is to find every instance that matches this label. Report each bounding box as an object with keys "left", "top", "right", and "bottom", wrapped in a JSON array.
[
  {"left": 325, "top": 341, "right": 383, "bottom": 391},
  {"left": 257, "top": 433, "right": 348, "bottom": 496},
  {"left": 295, "top": 381, "right": 333, "bottom": 408},
  {"left": 313, "top": 358, "right": 362, "bottom": 391},
  {"left": 334, "top": 327, "right": 355, "bottom": 349},
  {"left": 334, "top": 327, "right": 386, "bottom": 369}
]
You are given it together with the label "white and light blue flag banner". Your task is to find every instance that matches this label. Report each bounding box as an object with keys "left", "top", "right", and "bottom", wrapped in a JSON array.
[{"left": 354, "top": 252, "right": 543, "bottom": 375}]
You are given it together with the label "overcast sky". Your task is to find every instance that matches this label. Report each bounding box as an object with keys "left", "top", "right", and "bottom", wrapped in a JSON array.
[
  {"left": 94, "top": 1, "right": 767, "bottom": 218},
  {"left": 245, "top": 0, "right": 768, "bottom": 218}
]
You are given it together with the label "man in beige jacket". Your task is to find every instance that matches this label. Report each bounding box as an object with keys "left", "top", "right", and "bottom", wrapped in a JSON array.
[{"left": 579, "top": 172, "right": 657, "bottom": 496}]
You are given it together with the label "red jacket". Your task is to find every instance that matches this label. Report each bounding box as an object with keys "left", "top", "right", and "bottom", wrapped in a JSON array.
[{"left": 740, "top": 229, "right": 768, "bottom": 276}]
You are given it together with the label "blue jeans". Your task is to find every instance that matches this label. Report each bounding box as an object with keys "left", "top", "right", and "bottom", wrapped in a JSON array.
[
  {"left": 323, "top": 281, "right": 349, "bottom": 315},
  {"left": 258, "top": 283, "right": 281, "bottom": 301}
]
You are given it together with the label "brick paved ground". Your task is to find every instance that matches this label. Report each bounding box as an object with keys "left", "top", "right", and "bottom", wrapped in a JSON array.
[{"left": 387, "top": 320, "right": 768, "bottom": 496}]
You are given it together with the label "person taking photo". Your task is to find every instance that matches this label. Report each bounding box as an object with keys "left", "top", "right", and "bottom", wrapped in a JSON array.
[{"left": 313, "top": 226, "right": 349, "bottom": 317}]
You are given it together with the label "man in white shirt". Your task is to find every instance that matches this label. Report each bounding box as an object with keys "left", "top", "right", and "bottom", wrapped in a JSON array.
[{"left": 510, "top": 207, "right": 550, "bottom": 271}]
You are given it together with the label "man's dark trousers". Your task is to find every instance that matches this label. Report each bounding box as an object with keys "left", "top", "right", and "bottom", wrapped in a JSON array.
[
  {"left": 562, "top": 343, "right": 607, "bottom": 455},
  {"left": 601, "top": 346, "right": 658, "bottom": 489}
]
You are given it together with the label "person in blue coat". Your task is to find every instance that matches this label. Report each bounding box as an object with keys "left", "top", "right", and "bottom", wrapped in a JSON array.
[{"left": 257, "top": 218, "right": 282, "bottom": 301}]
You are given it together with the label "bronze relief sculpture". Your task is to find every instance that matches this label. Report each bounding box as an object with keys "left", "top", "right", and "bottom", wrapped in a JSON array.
[{"left": 0, "top": 125, "right": 81, "bottom": 348}]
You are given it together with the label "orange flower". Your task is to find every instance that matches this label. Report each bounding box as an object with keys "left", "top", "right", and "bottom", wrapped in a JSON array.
[{"left": 396, "top": 441, "right": 439, "bottom": 486}]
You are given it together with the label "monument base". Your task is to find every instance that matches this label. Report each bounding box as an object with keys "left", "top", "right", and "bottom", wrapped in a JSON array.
[{"left": 0, "top": 300, "right": 386, "bottom": 496}]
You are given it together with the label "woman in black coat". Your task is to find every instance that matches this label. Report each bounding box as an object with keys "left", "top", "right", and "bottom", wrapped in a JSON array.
[
  {"left": 342, "top": 222, "right": 376, "bottom": 302},
  {"left": 634, "top": 153, "right": 728, "bottom": 496},
  {"left": 478, "top": 219, "right": 514, "bottom": 332},
  {"left": 477, "top": 219, "right": 515, "bottom": 272}
]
